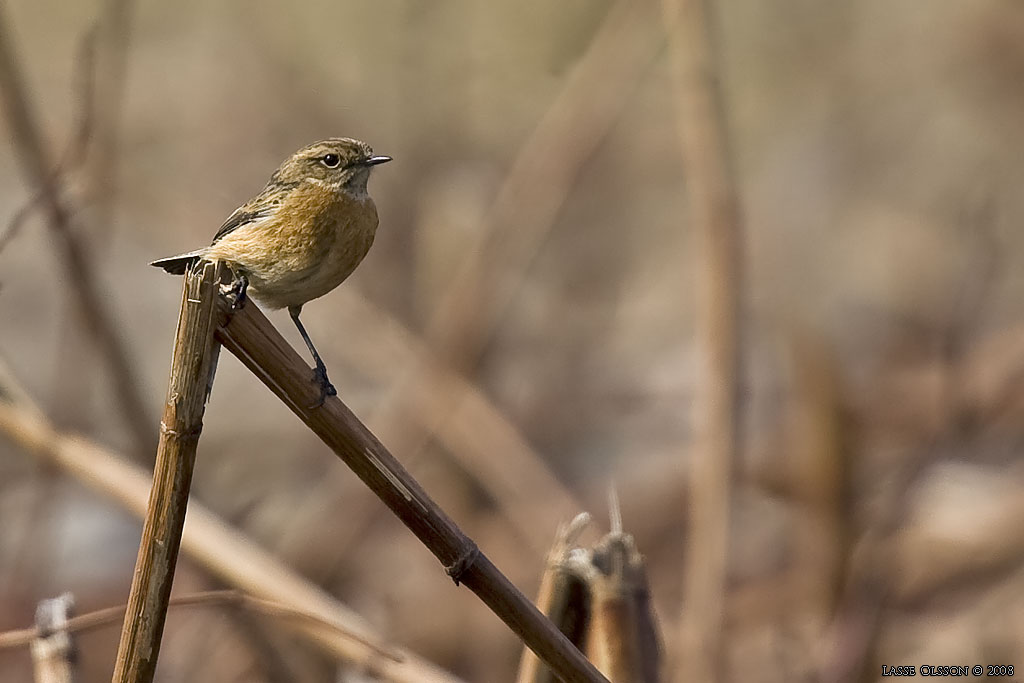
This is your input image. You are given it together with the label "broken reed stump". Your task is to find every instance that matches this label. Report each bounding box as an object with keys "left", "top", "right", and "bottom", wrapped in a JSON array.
[
  {"left": 587, "top": 532, "right": 661, "bottom": 682},
  {"left": 516, "top": 514, "right": 593, "bottom": 683},
  {"left": 111, "top": 261, "right": 227, "bottom": 683},
  {"left": 32, "top": 594, "right": 77, "bottom": 683},
  {"left": 517, "top": 516, "right": 662, "bottom": 683},
  {"left": 114, "top": 259, "right": 607, "bottom": 683}
]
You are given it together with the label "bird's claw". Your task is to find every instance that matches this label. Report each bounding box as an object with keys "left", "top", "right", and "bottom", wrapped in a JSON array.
[
  {"left": 309, "top": 363, "right": 337, "bottom": 408},
  {"left": 224, "top": 274, "right": 248, "bottom": 311}
]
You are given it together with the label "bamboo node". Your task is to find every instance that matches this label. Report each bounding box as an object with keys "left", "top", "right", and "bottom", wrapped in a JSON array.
[
  {"left": 445, "top": 543, "right": 480, "bottom": 586},
  {"left": 158, "top": 420, "right": 203, "bottom": 440}
]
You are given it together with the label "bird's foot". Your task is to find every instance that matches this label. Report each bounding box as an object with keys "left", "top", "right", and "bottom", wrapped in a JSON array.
[
  {"left": 309, "top": 363, "right": 337, "bottom": 408},
  {"left": 224, "top": 274, "right": 248, "bottom": 311}
]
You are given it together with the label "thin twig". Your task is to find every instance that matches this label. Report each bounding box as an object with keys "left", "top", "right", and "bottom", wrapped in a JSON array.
[
  {"left": 214, "top": 285, "right": 609, "bottom": 683},
  {"left": 46, "top": 18, "right": 104, "bottom": 441},
  {"left": 0, "top": 7, "right": 155, "bottom": 457},
  {"left": 661, "top": 0, "right": 744, "bottom": 680},
  {"left": 84, "top": 0, "right": 134, "bottom": 223},
  {"left": 1, "top": 589, "right": 399, "bottom": 663},
  {"left": 0, "top": 189, "right": 44, "bottom": 255},
  {"left": 0, "top": 25, "right": 102, "bottom": 607},
  {"left": 0, "top": 24, "right": 97, "bottom": 255}
]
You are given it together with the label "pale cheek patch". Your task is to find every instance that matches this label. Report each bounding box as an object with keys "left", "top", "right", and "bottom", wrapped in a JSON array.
[{"left": 304, "top": 177, "right": 341, "bottom": 191}]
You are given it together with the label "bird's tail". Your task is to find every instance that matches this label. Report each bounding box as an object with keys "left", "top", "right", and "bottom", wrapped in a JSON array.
[{"left": 150, "top": 250, "right": 204, "bottom": 275}]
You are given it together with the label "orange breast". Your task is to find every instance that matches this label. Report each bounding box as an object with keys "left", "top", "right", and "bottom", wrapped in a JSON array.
[{"left": 205, "top": 182, "right": 379, "bottom": 309}]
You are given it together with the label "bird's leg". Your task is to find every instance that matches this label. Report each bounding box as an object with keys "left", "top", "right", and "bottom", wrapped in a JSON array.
[
  {"left": 289, "top": 305, "right": 337, "bottom": 407},
  {"left": 225, "top": 272, "right": 249, "bottom": 310}
]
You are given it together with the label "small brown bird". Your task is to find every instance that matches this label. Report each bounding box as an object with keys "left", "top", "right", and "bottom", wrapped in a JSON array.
[{"left": 152, "top": 138, "right": 391, "bottom": 404}]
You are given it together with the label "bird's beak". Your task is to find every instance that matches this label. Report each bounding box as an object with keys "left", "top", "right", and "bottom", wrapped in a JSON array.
[{"left": 364, "top": 155, "right": 392, "bottom": 166}]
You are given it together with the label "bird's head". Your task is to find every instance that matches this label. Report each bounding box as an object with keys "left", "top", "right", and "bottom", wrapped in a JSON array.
[{"left": 272, "top": 138, "right": 391, "bottom": 194}]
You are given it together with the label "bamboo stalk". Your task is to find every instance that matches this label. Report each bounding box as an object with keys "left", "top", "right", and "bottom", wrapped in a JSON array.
[
  {"left": 214, "top": 290, "right": 608, "bottom": 683},
  {"left": 111, "top": 261, "right": 227, "bottom": 683},
  {"left": 0, "top": 399, "right": 464, "bottom": 683}
]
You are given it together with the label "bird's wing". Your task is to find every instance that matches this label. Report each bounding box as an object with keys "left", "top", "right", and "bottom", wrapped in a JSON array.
[
  {"left": 212, "top": 206, "right": 266, "bottom": 243},
  {"left": 211, "top": 181, "right": 299, "bottom": 244}
]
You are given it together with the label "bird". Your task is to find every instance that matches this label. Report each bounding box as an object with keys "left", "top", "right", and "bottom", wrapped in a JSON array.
[{"left": 151, "top": 138, "right": 391, "bottom": 406}]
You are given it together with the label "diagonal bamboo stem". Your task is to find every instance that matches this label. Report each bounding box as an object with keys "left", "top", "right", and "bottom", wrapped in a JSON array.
[{"left": 214, "top": 283, "right": 608, "bottom": 683}]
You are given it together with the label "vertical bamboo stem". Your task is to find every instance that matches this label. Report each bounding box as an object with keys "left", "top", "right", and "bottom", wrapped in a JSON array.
[{"left": 111, "top": 261, "right": 227, "bottom": 683}]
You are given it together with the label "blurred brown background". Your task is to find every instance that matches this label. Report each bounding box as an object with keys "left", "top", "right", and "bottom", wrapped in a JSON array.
[{"left": 1, "top": 0, "right": 1023, "bottom": 681}]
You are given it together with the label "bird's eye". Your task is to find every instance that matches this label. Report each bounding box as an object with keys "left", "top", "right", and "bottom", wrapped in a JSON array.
[{"left": 321, "top": 154, "right": 341, "bottom": 168}]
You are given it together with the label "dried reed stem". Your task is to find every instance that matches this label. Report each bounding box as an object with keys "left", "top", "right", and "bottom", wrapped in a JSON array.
[
  {"left": 587, "top": 532, "right": 661, "bottom": 683},
  {"left": 516, "top": 513, "right": 593, "bottom": 683},
  {"left": 661, "top": 0, "right": 744, "bottom": 680},
  {"left": 0, "top": 7, "right": 154, "bottom": 456},
  {"left": 111, "top": 261, "right": 226, "bottom": 683},
  {"left": 517, "top": 512, "right": 663, "bottom": 683},
  {"left": 2, "top": 590, "right": 398, "bottom": 663},
  {"left": 214, "top": 288, "right": 608, "bottom": 683},
  {"left": 0, "top": 398, "right": 465, "bottom": 683}
]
